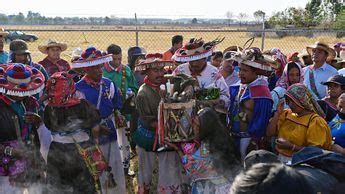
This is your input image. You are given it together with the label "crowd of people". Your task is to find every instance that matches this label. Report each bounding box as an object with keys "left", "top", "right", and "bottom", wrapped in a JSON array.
[{"left": 0, "top": 26, "right": 345, "bottom": 194}]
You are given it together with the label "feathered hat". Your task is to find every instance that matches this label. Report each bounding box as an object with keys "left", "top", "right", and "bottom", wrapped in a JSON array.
[{"left": 173, "top": 37, "right": 224, "bottom": 62}]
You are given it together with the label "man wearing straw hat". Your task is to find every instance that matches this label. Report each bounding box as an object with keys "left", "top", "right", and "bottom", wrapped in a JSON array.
[
  {"left": 303, "top": 41, "right": 338, "bottom": 100},
  {"left": 38, "top": 40, "right": 70, "bottom": 77},
  {"left": 0, "top": 27, "right": 9, "bottom": 64}
]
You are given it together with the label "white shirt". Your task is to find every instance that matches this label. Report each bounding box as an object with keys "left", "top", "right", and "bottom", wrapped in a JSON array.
[
  {"left": 173, "top": 62, "right": 230, "bottom": 107},
  {"left": 303, "top": 62, "right": 338, "bottom": 99},
  {"left": 338, "top": 68, "right": 345, "bottom": 76}
]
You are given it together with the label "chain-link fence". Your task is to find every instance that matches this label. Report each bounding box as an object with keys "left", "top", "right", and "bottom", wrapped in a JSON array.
[{"left": 3, "top": 27, "right": 345, "bottom": 62}]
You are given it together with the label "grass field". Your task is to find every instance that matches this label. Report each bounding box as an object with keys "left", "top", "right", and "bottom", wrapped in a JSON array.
[{"left": 3, "top": 25, "right": 344, "bottom": 63}]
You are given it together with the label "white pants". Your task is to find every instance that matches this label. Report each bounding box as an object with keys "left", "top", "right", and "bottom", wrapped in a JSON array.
[
  {"left": 240, "top": 137, "right": 252, "bottom": 161},
  {"left": 137, "top": 147, "right": 183, "bottom": 194},
  {"left": 0, "top": 177, "right": 43, "bottom": 194},
  {"left": 99, "top": 140, "right": 126, "bottom": 194},
  {"left": 116, "top": 125, "right": 131, "bottom": 169}
]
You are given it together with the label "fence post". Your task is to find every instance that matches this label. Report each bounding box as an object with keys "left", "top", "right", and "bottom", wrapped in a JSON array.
[
  {"left": 261, "top": 14, "right": 265, "bottom": 51},
  {"left": 135, "top": 13, "right": 139, "bottom": 47}
]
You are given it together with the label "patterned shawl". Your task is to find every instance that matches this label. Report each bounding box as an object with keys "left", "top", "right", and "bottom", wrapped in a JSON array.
[{"left": 285, "top": 83, "right": 325, "bottom": 118}]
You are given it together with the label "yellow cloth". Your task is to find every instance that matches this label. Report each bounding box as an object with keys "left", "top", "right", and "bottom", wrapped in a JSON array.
[{"left": 276, "top": 109, "right": 332, "bottom": 156}]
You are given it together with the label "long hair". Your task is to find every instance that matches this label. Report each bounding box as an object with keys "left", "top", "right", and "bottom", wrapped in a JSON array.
[{"left": 198, "top": 107, "right": 240, "bottom": 174}]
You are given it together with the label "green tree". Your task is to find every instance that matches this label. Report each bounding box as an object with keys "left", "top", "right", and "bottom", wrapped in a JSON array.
[
  {"left": 0, "top": 14, "right": 9, "bottom": 24},
  {"left": 334, "top": 6, "right": 345, "bottom": 30},
  {"left": 305, "top": 0, "right": 322, "bottom": 25},
  {"left": 14, "top": 12, "right": 25, "bottom": 24},
  {"left": 253, "top": 10, "right": 265, "bottom": 24}
]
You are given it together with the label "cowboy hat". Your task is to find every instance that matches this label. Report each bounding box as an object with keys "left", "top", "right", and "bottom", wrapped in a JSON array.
[
  {"left": 38, "top": 39, "right": 67, "bottom": 54},
  {"left": 0, "top": 27, "right": 8, "bottom": 37},
  {"left": 306, "top": 41, "right": 336, "bottom": 60}
]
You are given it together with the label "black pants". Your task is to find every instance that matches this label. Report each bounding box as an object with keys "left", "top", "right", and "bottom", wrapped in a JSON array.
[{"left": 46, "top": 141, "right": 96, "bottom": 194}]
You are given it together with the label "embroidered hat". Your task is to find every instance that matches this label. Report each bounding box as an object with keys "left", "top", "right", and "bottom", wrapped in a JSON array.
[
  {"left": 71, "top": 47, "right": 112, "bottom": 69},
  {"left": 0, "top": 63, "right": 45, "bottom": 97},
  {"left": 172, "top": 37, "right": 224, "bottom": 62},
  {"left": 38, "top": 39, "right": 67, "bottom": 54},
  {"left": 135, "top": 53, "right": 174, "bottom": 71},
  {"left": 45, "top": 71, "right": 80, "bottom": 107}
]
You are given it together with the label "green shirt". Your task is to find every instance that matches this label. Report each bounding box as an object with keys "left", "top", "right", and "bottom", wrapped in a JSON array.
[{"left": 103, "top": 63, "right": 139, "bottom": 99}]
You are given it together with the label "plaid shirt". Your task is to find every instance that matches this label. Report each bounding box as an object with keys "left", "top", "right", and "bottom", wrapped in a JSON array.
[{"left": 39, "top": 57, "right": 70, "bottom": 76}]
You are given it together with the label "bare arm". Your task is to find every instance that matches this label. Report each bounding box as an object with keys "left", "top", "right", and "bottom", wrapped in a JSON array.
[{"left": 266, "top": 100, "right": 284, "bottom": 137}]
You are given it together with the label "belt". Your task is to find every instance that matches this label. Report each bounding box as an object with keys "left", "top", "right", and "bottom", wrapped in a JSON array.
[{"left": 51, "top": 129, "right": 90, "bottom": 144}]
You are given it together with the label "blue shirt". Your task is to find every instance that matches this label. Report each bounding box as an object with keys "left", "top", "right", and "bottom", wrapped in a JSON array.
[
  {"left": 0, "top": 51, "right": 8, "bottom": 64},
  {"left": 303, "top": 62, "right": 338, "bottom": 100},
  {"left": 76, "top": 77, "right": 122, "bottom": 143},
  {"left": 329, "top": 115, "right": 345, "bottom": 148}
]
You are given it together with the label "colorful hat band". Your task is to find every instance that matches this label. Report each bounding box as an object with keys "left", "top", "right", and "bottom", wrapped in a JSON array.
[
  {"left": 173, "top": 49, "right": 213, "bottom": 62},
  {"left": 72, "top": 55, "right": 112, "bottom": 68}
]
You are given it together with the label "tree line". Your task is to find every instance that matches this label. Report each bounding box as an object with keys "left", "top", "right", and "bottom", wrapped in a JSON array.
[{"left": 0, "top": 0, "right": 343, "bottom": 29}]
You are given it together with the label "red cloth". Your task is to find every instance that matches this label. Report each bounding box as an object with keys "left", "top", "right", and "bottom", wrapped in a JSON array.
[
  {"left": 162, "top": 48, "right": 174, "bottom": 60},
  {"left": 46, "top": 72, "right": 80, "bottom": 107},
  {"left": 81, "top": 75, "right": 103, "bottom": 88},
  {"left": 39, "top": 57, "right": 70, "bottom": 76},
  {"left": 287, "top": 52, "right": 301, "bottom": 62},
  {"left": 143, "top": 76, "right": 161, "bottom": 92}
]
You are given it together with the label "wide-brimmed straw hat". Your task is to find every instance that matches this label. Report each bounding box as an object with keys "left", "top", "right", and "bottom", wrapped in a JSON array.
[
  {"left": 0, "top": 27, "right": 8, "bottom": 37},
  {"left": 232, "top": 47, "right": 279, "bottom": 72},
  {"left": 223, "top": 45, "right": 243, "bottom": 54},
  {"left": 173, "top": 37, "right": 224, "bottom": 62},
  {"left": 38, "top": 39, "right": 67, "bottom": 54},
  {"left": 306, "top": 41, "right": 336, "bottom": 60},
  {"left": 135, "top": 53, "right": 174, "bottom": 71}
]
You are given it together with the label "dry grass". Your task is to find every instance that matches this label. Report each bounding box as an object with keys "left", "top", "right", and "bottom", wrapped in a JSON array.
[{"left": 3, "top": 25, "right": 344, "bottom": 63}]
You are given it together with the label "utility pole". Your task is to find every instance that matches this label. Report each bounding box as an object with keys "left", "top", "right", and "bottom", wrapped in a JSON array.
[
  {"left": 261, "top": 13, "right": 265, "bottom": 51},
  {"left": 135, "top": 13, "right": 138, "bottom": 46}
]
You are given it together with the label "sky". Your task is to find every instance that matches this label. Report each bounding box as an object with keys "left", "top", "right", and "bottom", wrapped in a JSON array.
[{"left": 0, "top": 0, "right": 310, "bottom": 19}]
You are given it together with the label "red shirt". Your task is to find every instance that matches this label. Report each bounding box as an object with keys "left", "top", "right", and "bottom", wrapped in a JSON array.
[
  {"left": 162, "top": 48, "right": 174, "bottom": 60},
  {"left": 39, "top": 57, "right": 71, "bottom": 76}
]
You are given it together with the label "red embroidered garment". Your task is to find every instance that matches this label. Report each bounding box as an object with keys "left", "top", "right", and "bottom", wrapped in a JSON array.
[{"left": 39, "top": 57, "right": 70, "bottom": 76}]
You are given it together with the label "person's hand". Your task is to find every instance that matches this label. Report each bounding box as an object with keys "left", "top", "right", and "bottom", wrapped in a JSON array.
[
  {"left": 276, "top": 138, "right": 293, "bottom": 150},
  {"left": 164, "top": 141, "right": 179, "bottom": 151},
  {"left": 276, "top": 100, "right": 285, "bottom": 115},
  {"left": 99, "top": 125, "right": 111, "bottom": 135},
  {"left": 24, "top": 112, "right": 41, "bottom": 124},
  {"left": 12, "top": 148, "right": 25, "bottom": 159}
]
